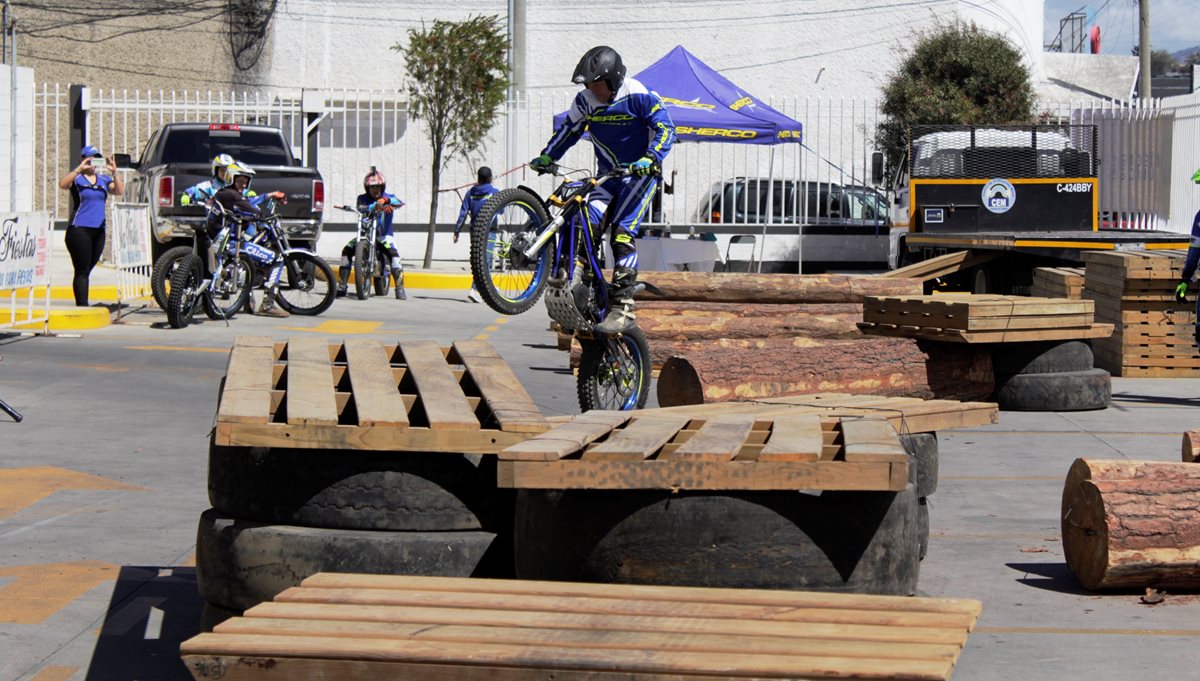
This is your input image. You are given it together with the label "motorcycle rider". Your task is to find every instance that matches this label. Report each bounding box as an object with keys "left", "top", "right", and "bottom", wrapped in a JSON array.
[
  {"left": 213, "top": 162, "right": 290, "bottom": 318},
  {"left": 336, "top": 167, "right": 408, "bottom": 299},
  {"left": 1174, "top": 168, "right": 1200, "bottom": 345},
  {"left": 529, "top": 45, "right": 675, "bottom": 334},
  {"left": 179, "top": 154, "right": 235, "bottom": 207},
  {"left": 453, "top": 165, "right": 500, "bottom": 303}
]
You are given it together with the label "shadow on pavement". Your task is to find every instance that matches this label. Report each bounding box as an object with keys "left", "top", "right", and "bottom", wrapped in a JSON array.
[
  {"left": 1005, "top": 561, "right": 1091, "bottom": 595},
  {"left": 1110, "top": 392, "right": 1200, "bottom": 408},
  {"left": 85, "top": 565, "right": 201, "bottom": 681}
]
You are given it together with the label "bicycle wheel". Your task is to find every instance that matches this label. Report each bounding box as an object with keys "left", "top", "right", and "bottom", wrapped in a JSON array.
[
  {"left": 166, "top": 254, "right": 204, "bottom": 329},
  {"left": 275, "top": 252, "right": 336, "bottom": 316},
  {"left": 353, "top": 240, "right": 371, "bottom": 300},
  {"left": 151, "top": 245, "right": 195, "bottom": 310},
  {"left": 577, "top": 326, "right": 652, "bottom": 412},
  {"left": 469, "top": 188, "right": 551, "bottom": 315},
  {"left": 203, "top": 253, "right": 253, "bottom": 320}
]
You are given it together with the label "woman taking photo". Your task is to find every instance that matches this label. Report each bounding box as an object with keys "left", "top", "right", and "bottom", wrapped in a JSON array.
[{"left": 58, "top": 144, "right": 124, "bottom": 306}]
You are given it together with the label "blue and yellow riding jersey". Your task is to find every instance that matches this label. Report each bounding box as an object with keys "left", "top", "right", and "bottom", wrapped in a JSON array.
[
  {"left": 542, "top": 77, "right": 675, "bottom": 173},
  {"left": 356, "top": 191, "right": 405, "bottom": 238}
]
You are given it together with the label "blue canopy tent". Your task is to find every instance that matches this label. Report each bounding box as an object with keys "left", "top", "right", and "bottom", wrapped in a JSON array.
[{"left": 552, "top": 45, "right": 805, "bottom": 268}]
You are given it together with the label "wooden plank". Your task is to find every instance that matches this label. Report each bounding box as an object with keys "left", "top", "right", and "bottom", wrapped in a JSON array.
[
  {"left": 878, "top": 249, "right": 1000, "bottom": 282},
  {"left": 840, "top": 418, "right": 907, "bottom": 463},
  {"left": 213, "top": 420, "right": 534, "bottom": 453},
  {"left": 498, "top": 460, "right": 907, "bottom": 491},
  {"left": 858, "top": 321, "right": 1114, "bottom": 343},
  {"left": 285, "top": 338, "right": 339, "bottom": 426},
  {"left": 499, "top": 412, "right": 632, "bottom": 461},
  {"left": 863, "top": 310, "right": 1093, "bottom": 331},
  {"left": 400, "top": 341, "right": 479, "bottom": 430},
  {"left": 343, "top": 339, "right": 408, "bottom": 428},
  {"left": 582, "top": 415, "right": 692, "bottom": 461},
  {"left": 216, "top": 336, "right": 276, "bottom": 424},
  {"left": 757, "top": 414, "right": 824, "bottom": 462},
  {"left": 666, "top": 417, "right": 757, "bottom": 461},
  {"left": 452, "top": 340, "right": 547, "bottom": 433}
]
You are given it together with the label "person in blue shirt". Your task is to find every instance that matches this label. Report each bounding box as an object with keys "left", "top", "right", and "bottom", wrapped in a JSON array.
[
  {"left": 453, "top": 166, "right": 500, "bottom": 303},
  {"left": 57, "top": 145, "right": 125, "bottom": 306},
  {"left": 336, "top": 167, "right": 407, "bottom": 299},
  {"left": 1174, "top": 168, "right": 1200, "bottom": 345},
  {"left": 530, "top": 45, "right": 675, "bottom": 333}
]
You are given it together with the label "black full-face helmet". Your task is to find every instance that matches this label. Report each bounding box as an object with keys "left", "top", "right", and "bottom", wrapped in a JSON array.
[{"left": 572, "top": 46, "right": 626, "bottom": 94}]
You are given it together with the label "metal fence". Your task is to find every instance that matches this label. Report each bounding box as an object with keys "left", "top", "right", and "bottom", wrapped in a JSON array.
[{"left": 31, "top": 85, "right": 1200, "bottom": 244}]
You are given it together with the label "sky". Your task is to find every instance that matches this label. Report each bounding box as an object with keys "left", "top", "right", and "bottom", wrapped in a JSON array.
[{"left": 1043, "top": 0, "right": 1200, "bottom": 56}]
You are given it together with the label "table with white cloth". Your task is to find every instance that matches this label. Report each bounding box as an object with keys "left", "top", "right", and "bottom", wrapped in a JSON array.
[{"left": 634, "top": 237, "right": 723, "bottom": 272}]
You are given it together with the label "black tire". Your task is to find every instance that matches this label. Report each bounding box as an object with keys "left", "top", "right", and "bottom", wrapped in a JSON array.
[
  {"left": 917, "top": 497, "right": 929, "bottom": 561},
  {"left": 577, "top": 326, "right": 652, "bottom": 412},
  {"left": 899, "top": 432, "right": 938, "bottom": 498},
  {"left": 207, "top": 442, "right": 512, "bottom": 531},
  {"left": 166, "top": 254, "right": 204, "bottom": 329},
  {"left": 469, "top": 188, "right": 552, "bottom": 316},
  {"left": 199, "top": 601, "right": 241, "bottom": 633},
  {"left": 151, "top": 245, "right": 194, "bottom": 310},
  {"left": 195, "top": 509, "right": 506, "bottom": 612},
  {"left": 275, "top": 252, "right": 336, "bottom": 316},
  {"left": 374, "top": 247, "right": 391, "bottom": 297},
  {"left": 991, "top": 340, "right": 1094, "bottom": 376},
  {"left": 353, "top": 240, "right": 370, "bottom": 300},
  {"left": 993, "top": 368, "right": 1111, "bottom": 412},
  {"left": 514, "top": 484, "right": 920, "bottom": 596},
  {"left": 202, "top": 253, "right": 253, "bottom": 321}
]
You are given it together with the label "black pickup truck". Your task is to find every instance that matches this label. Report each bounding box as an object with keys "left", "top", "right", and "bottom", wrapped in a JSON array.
[{"left": 116, "top": 123, "right": 324, "bottom": 259}]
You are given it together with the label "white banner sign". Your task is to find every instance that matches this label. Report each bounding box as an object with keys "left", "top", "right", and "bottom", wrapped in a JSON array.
[
  {"left": 112, "top": 203, "right": 153, "bottom": 269},
  {"left": 0, "top": 212, "right": 51, "bottom": 291}
]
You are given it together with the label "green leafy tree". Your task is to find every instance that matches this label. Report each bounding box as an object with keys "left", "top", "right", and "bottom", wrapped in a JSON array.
[
  {"left": 875, "top": 22, "right": 1035, "bottom": 180},
  {"left": 1150, "top": 49, "right": 1178, "bottom": 76},
  {"left": 393, "top": 15, "right": 510, "bottom": 268}
]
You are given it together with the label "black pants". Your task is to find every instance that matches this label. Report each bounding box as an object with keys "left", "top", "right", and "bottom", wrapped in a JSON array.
[{"left": 65, "top": 225, "right": 106, "bottom": 306}]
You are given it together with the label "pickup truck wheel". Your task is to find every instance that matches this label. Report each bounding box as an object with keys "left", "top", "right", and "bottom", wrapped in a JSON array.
[{"left": 151, "top": 246, "right": 195, "bottom": 310}]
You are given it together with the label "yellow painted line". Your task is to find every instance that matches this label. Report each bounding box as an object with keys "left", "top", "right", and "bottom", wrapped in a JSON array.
[
  {"left": 976, "top": 626, "right": 1200, "bottom": 637},
  {"left": 282, "top": 320, "right": 383, "bottom": 334},
  {"left": 1013, "top": 239, "right": 1189, "bottom": 249},
  {"left": 0, "top": 307, "right": 110, "bottom": 331},
  {"left": 126, "top": 345, "right": 230, "bottom": 354},
  {"left": 473, "top": 334, "right": 489, "bottom": 340},
  {"left": 63, "top": 363, "right": 129, "bottom": 373},
  {"left": 484, "top": 325, "right": 499, "bottom": 332},
  {"left": 0, "top": 466, "right": 144, "bottom": 521},
  {"left": 334, "top": 267, "right": 472, "bottom": 290},
  {"left": 494, "top": 317, "right": 509, "bottom": 324},
  {"left": 29, "top": 666, "right": 80, "bottom": 681},
  {"left": 9, "top": 285, "right": 121, "bottom": 302},
  {"left": 911, "top": 178, "right": 1098, "bottom": 185},
  {"left": 0, "top": 560, "right": 120, "bottom": 624}
]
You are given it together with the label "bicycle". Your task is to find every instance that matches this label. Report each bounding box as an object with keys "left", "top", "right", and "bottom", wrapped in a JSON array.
[
  {"left": 468, "top": 163, "right": 654, "bottom": 412},
  {"left": 335, "top": 204, "right": 392, "bottom": 299}
]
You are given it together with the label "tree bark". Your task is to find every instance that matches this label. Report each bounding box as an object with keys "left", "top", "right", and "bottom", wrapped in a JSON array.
[
  {"left": 637, "top": 272, "right": 922, "bottom": 304},
  {"left": 425, "top": 144, "right": 442, "bottom": 269},
  {"left": 654, "top": 337, "right": 994, "bottom": 407},
  {"left": 1061, "top": 458, "right": 1200, "bottom": 591},
  {"left": 636, "top": 303, "right": 863, "bottom": 341}
]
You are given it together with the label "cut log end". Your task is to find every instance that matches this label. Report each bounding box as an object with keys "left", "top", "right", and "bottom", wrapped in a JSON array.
[
  {"left": 1061, "top": 460, "right": 1110, "bottom": 591},
  {"left": 657, "top": 356, "right": 705, "bottom": 408}
]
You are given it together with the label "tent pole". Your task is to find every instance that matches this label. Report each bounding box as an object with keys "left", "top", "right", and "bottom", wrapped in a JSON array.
[{"left": 761, "top": 145, "right": 774, "bottom": 273}]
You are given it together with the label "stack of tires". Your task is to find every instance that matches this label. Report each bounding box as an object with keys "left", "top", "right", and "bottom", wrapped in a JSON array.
[
  {"left": 991, "top": 340, "right": 1111, "bottom": 412},
  {"left": 195, "top": 442, "right": 513, "bottom": 630}
]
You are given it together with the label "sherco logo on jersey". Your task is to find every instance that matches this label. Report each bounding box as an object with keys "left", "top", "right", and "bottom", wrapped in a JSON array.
[
  {"left": 587, "top": 113, "right": 636, "bottom": 123},
  {"left": 729, "top": 96, "right": 754, "bottom": 111},
  {"left": 981, "top": 178, "right": 1016, "bottom": 214},
  {"left": 1056, "top": 182, "right": 1092, "bottom": 192},
  {"left": 676, "top": 126, "right": 757, "bottom": 139},
  {"left": 661, "top": 96, "right": 715, "bottom": 110}
]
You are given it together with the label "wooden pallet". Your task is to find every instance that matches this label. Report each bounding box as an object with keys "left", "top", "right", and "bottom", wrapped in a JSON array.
[
  {"left": 181, "top": 573, "right": 982, "bottom": 681},
  {"left": 1082, "top": 250, "right": 1188, "bottom": 279},
  {"left": 860, "top": 293, "right": 1109, "bottom": 343},
  {"left": 1031, "top": 266, "right": 1085, "bottom": 300},
  {"left": 213, "top": 336, "right": 550, "bottom": 453},
  {"left": 497, "top": 412, "right": 908, "bottom": 491}
]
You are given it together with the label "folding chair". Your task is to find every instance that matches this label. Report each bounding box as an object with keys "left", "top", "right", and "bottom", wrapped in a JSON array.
[{"left": 722, "top": 234, "right": 757, "bottom": 272}]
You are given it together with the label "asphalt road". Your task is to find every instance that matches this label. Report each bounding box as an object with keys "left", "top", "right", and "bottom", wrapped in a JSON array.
[{"left": 1, "top": 291, "right": 1199, "bottom": 681}]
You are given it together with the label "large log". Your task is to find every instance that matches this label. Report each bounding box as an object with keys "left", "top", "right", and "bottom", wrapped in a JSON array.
[
  {"left": 638, "top": 271, "right": 922, "bottom": 304},
  {"left": 1061, "top": 458, "right": 1200, "bottom": 591},
  {"left": 655, "top": 337, "right": 993, "bottom": 407},
  {"left": 637, "top": 303, "right": 863, "bottom": 341}
]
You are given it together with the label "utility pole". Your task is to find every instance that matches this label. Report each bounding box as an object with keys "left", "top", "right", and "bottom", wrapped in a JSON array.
[
  {"left": 1138, "top": 0, "right": 1151, "bottom": 99},
  {"left": 506, "top": 0, "right": 525, "bottom": 177}
]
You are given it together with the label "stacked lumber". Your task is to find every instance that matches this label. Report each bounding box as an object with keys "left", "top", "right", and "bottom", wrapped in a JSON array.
[
  {"left": 858, "top": 294, "right": 1113, "bottom": 343},
  {"left": 181, "top": 573, "right": 982, "bottom": 681},
  {"left": 1082, "top": 250, "right": 1200, "bottom": 377},
  {"left": 1062, "top": 458, "right": 1200, "bottom": 590},
  {"left": 1031, "top": 267, "right": 1085, "bottom": 299}
]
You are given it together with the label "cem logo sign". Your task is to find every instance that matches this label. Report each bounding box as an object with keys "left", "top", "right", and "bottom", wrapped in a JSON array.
[{"left": 982, "top": 178, "right": 1016, "bottom": 214}]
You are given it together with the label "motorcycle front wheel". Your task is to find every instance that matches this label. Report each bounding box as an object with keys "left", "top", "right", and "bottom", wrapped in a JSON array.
[
  {"left": 203, "top": 253, "right": 253, "bottom": 320},
  {"left": 275, "top": 252, "right": 336, "bottom": 316},
  {"left": 353, "top": 240, "right": 371, "bottom": 300},
  {"left": 576, "top": 326, "right": 652, "bottom": 412},
  {"left": 166, "top": 254, "right": 205, "bottom": 329},
  {"left": 469, "top": 188, "right": 551, "bottom": 315}
]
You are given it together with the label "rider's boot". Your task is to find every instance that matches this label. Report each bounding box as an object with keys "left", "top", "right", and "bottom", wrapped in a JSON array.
[
  {"left": 594, "top": 266, "right": 637, "bottom": 335},
  {"left": 392, "top": 258, "right": 406, "bottom": 300},
  {"left": 336, "top": 260, "right": 351, "bottom": 297},
  {"left": 256, "top": 286, "right": 291, "bottom": 318}
]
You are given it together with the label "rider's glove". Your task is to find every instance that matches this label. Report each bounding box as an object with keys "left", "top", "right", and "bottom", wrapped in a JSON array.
[
  {"left": 383, "top": 204, "right": 394, "bottom": 214},
  {"left": 1176, "top": 280, "right": 1190, "bottom": 304},
  {"left": 530, "top": 154, "right": 553, "bottom": 171},
  {"left": 269, "top": 191, "right": 287, "bottom": 204},
  {"left": 179, "top": 194, "right": 192, "bottom": 206},
  {"left": 631, "top": 157, "right": 655, "bottom": 176}
]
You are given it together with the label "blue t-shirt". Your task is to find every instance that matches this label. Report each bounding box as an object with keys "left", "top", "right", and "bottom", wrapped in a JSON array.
[{"left": 70, "top": 174, "right": 114, "bottom": 228}]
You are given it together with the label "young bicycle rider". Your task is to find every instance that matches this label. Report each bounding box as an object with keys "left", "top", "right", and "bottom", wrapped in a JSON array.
[
  {"left": 529, "top": 45, "right": 675, "bottom": 334},
  {"left": 212, "top": 162, "right": 291, "bottom": 318},
  {"left": 1174, "top": 168, "right": 1200, "bottom": 345},
  {"left": 453, "top": 166, "right": 500, "bottom": 303},
  {"left": 336, "top": 167, "right": 408, "bottom": 299}
]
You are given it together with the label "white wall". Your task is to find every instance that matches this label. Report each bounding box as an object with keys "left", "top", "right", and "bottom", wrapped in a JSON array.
[{"left": 0, "top": 65, "right": 34, "bottom": 213}]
